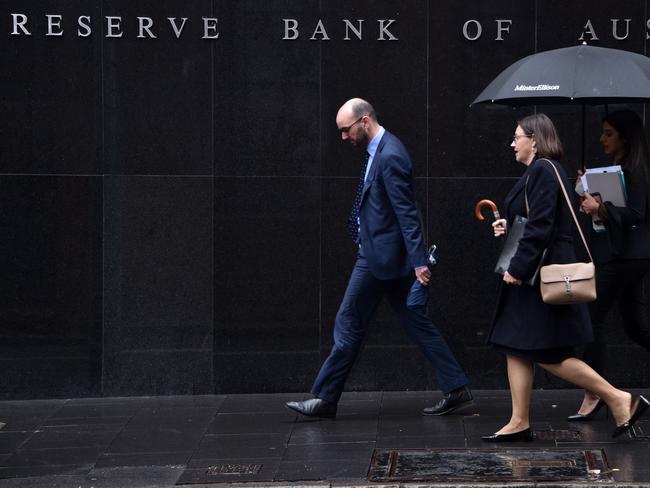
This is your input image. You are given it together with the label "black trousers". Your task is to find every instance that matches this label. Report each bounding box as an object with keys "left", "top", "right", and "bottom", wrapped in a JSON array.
[{"left": 583, "top": 258, "right": 650, "bottom": 373}]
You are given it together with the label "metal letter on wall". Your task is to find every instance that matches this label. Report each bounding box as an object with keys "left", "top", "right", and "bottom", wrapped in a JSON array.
[
  {"left": 168, "top": 18, "right": 188, "bottom": 39},
  {"left": 46, "top": 14, "right": 64, "bottom": 36},
  {"left": 377, "top": 19, "right": 397, "bottom": 40},
  {"left": 310, "top": 20, "right": 330, "bottom": 40},
  {"left": 343, "top": 19, "right": 363, "bottom": 40},
  {"left": 462, "top": 19, "right": 482, "bottom": 40},
  {"left": 202, "top": 17, "right": 219, "bottom": 39},
  {"left": 78, "top": 16, "right": 92, "bottom": 37},
  {"left": 106, "top": 16, "right": 123, "bottom": 37},
  {"left": 611, "top": 18, "right": 631, "bottom": 40},
  {"left": 578, "top": 19, "right": 599, "bottom": 41},
  {"left": 495, "top": 19, "right": 512, "bottom": 40},
  {"left": 11, "top": 13, "right": 32, "bottom": 35},
  {"left": 137, "top": 17, "right": 157, "bottom": 38},
  {"left": 282, "top": 19, "right": 299, "bottom": 40}
]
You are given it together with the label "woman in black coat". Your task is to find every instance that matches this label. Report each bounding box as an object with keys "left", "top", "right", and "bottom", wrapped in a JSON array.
[
  {"left": 482, "top": 113, "right": 648, "bottom": 442},
  {"left": 570, "top": 109, "right": 650, "bottom": 420}
]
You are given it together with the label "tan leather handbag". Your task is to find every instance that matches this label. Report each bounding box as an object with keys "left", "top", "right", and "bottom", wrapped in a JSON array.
[{"left": 538, "top": 160, "right": 597, "bottom": 305}]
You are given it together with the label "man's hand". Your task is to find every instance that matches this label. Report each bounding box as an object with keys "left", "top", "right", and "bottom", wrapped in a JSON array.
[
  {"left": 492, "top": 218, "right": 507, "bottom": 237},
  {"left": 503, "top": 271, "right": 522, "bottom": 286},
  {"left": 415, "top": 266, "right": 431, "bottom": 286}
]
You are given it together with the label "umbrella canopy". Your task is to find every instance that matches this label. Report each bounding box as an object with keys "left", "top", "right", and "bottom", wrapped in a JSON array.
[{"left": 472, "top": 44, "right": 650, "bottom": 107}]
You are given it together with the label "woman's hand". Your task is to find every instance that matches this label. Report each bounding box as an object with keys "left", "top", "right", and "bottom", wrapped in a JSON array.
[
  {"left": 492, "top": 218, "right": 507, "bottom": 237},
  {"left": 580, "top": 192, "right": 601, "bottom": 216},
  {"left": 503, "top": 271, "right": 522, "bottom": 286}
]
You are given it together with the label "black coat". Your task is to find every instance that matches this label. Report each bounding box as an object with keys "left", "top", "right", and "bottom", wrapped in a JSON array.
[
  {"left": 488, "top": 159, "right": 593, "bottom": 351},
  {"left": 590, "top": 165, "right": 650, "bottom": 263}
]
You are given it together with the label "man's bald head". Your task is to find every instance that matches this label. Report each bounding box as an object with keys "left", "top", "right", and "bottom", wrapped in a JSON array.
[
  {"left": 337, "top": 98, "right": 377, "bottom": 122},
  {"left": 336, "top": 98, "right": 379, "bottom": 147}
]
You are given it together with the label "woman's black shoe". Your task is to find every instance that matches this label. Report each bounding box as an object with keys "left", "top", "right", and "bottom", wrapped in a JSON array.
[
  {"left": 612, "top": 395, "right": 650, "bottom": 438},
  {"left": 567, "top": 398, "right": 606, "bottom": 421},
  {"left": 481, "top": 427, "right": 533, "bottom": 442}
]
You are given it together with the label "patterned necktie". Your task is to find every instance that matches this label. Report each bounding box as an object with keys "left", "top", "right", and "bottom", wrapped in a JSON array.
[{"left": 347, "top": 151, "right": 370, "bottom": 243}]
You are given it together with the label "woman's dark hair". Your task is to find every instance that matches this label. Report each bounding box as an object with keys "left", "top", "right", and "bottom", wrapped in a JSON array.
[
  {"left": 603, "top": 109, "right": 650, "bottom": 177},
  {"left": 517, "top": 113, "right": 563, "bottom": 161},
  {"left": 603, "top": 109, "right": 650, "bottom": 216}
]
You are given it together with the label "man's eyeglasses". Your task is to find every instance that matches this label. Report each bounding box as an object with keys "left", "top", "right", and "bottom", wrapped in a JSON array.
[
  {"left": 512, "top": 134, "right": 533, "bottom": 143},
  {"left": 339, "top": 116, "right": 366, "bottom": 134}
]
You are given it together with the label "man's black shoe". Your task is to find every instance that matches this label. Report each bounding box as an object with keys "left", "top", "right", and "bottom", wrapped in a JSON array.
[
  {"left": 422, "top": 386, "right": 474, "bottom": 416},
  {"left": 286, "top": 398, "right": 337, "bottom": 419}
]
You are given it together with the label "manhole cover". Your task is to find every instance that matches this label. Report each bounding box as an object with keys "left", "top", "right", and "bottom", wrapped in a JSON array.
[{"left": 368, "top": 448, "right": 612, "bottom": 482}]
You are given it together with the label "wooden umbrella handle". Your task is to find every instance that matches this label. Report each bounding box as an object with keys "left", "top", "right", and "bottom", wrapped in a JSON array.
[{"left": 475, "top": 199, "right": 500, "bottom": 221}]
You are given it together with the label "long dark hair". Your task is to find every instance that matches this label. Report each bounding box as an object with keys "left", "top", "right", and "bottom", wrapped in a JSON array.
[
  {"left": 603, "top": 109, "right": 650, "bottom": 214},
  {"left": 518, "top": 113, "right": 563, "bottom": 161}
]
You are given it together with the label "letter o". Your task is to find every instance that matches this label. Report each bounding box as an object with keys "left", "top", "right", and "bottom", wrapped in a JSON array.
[{"left": 462, "top": 19, "right": 482, "bottom": 41}]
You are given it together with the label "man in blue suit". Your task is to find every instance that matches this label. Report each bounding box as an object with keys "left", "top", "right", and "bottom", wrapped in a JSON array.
[{"left": 287, "top": 99, "right": 471, "bottom": 418}]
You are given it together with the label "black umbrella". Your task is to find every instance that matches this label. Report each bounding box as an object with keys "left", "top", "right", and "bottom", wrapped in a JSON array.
[
  {"left": 473, "top": 44, "right": 650, "bottom": 106},
  {"left": 471, "top": 43, "right": 650, "bottom": 168}
]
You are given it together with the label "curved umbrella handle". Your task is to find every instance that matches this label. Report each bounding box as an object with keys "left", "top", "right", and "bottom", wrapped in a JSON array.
[{"left": 475, "top": 199, "right": 500, "bottom": 221}]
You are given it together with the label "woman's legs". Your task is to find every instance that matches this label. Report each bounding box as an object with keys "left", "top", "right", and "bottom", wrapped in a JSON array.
[
  {"left": 496, "top": 354, "right": 534, "bottom": 434},
  {"left": 578, "top": 261, "right": 650, "bottom": 415},
  {"left": 578, "top": 262, "right": 623, "bottom": 414},
  {"left": 539, "top": 357, "right": 632, "bottom": 426},
  {"left": 619, "top": 266, "right": 650, "bottom": 353}
]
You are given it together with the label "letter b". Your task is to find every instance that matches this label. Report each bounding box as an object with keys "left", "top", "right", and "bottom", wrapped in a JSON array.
[{"left": 283, "top": 19, "right": 299, "bottom": 40}]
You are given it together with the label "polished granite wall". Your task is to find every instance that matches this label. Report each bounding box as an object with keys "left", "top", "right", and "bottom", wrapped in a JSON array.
[{"left": 0, "top": 0, "right": 649, "bottom": 398}]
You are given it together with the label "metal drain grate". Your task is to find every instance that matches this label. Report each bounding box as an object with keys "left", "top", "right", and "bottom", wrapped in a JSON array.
[
  {"left": 206, "top": 463, "right": 262, "bottom": 475},
  {"left": 368, "top": 448, "right": 612, "bottom": 482},
  {"left": 630, "top": 423, "right": 649, "bottom": 439},
  {"left": 534, "top": 429, "right": 582, "bottom": 441},
  {"left": 176, "top": 463, "right": 265, "bottom": 485}
]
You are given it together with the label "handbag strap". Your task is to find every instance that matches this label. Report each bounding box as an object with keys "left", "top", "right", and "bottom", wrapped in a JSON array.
[{"left": 538, "top": 158, "right": 594, "bottom": 263}]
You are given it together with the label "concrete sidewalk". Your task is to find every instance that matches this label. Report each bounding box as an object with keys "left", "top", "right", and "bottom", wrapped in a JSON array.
[{"left": 0, "top": 389, "right": 649, "bottom": 487}]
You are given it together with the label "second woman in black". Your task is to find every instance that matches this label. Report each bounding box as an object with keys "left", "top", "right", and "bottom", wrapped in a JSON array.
[{"left": 570, "top": 109, "right": 650, "bottom": 420}]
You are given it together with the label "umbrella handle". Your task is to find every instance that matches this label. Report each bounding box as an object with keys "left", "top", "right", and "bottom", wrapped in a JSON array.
[{"left": 475, "top": 199, "right": 500, "bottom": 221}]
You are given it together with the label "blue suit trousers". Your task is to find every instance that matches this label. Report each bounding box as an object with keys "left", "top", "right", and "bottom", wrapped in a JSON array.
[{"left": 311, "top": 251, "right": 468, "bottom": 403}]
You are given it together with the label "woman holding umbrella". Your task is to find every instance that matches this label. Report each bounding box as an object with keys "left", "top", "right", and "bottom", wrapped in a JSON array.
[
  {"left": 482, "top": 113, "right": 648, "bottom": 442},
  {"left": 570, "top": 109, "right": 650, "bottom": 421}
]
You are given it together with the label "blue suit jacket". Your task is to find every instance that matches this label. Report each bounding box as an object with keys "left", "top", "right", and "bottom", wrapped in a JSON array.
[{"left": 358, "top": 130, "right": 428, "bottom": 280}]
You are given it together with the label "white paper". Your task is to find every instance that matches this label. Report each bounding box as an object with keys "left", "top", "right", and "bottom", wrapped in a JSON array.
[{"left": 580, "top": 165, "right": 626, "bottom": 207}]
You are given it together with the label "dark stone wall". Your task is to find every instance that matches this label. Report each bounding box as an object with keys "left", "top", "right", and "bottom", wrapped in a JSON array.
[{"left": 0, "top": 0, "right": 649, "bottom": 398}]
